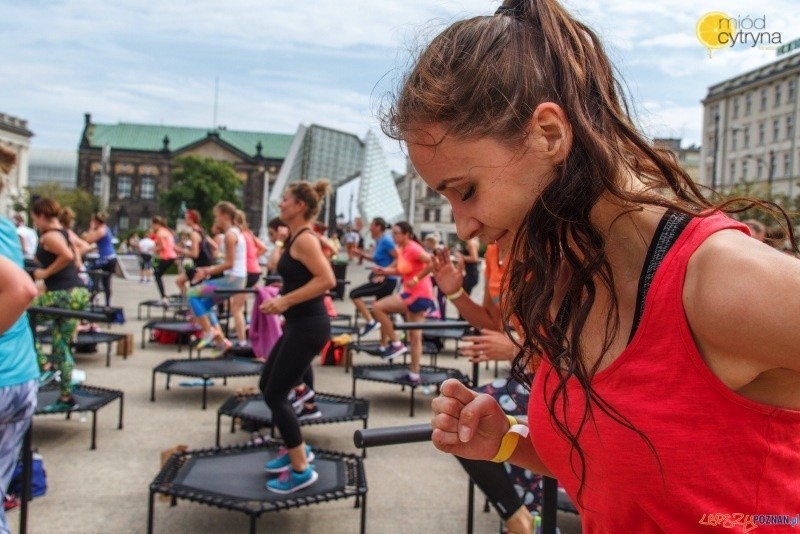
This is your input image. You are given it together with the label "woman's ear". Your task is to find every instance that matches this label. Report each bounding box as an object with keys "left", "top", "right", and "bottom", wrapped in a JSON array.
[{"left": 527, "top": 102, "right": 572, "bottom": 164}]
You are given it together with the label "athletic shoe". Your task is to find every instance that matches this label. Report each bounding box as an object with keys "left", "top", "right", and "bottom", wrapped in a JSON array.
[
  {"left": 297, "top": 405, "right": 322, "bottom": 422},
  {"left": 42, "top": 396, "right": 79, "bottom": 413},
  {"left": 195, "top": 333, "right": 216, "bottom": 350},
  {"left": 288, "top": 386, "right": 315, "bottom": 413},
  {"left": 264, "top": 444, "right": 315, "bottom": 473},
  {"left": 381, "top": 342, "right": 408, "bottom": 361},
  {"left": 404, "top": 371, "right": 421, "bottom": 386},
  {"left": 360, "top": 320, "right": 379, "bottom": 337},
  {"left": 266, "top": 466, "right": 319, "bottom": 494},
  {"left": 38, "top": 369, "right": 60, "bottom": 387},
  {"left": 210, "top": 338, "right": 233, "bottom": 357}
]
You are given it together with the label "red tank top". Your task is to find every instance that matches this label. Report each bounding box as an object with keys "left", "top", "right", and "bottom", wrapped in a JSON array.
[{"left": 529, "top": 212, "right": 800, "bottom": 532}]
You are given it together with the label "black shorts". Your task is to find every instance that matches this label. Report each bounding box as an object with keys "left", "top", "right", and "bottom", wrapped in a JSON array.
[
  {"left": 246, "top": 272, "right": 260, "bottom": 288},
  {"left": 349, "top": 276, "right": 397, "bottom": 301}
]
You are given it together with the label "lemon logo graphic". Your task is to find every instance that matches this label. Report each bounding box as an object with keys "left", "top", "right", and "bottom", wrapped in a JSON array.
[{"left": 696, "top": 12, "right": 735, "bottom": 57}]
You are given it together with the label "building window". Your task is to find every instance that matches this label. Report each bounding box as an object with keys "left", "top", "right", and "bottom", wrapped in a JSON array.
[
  {"left": 729, "top": 162, "right": 736, "bottom": 183},
  {"left": 789, "top": 80, "right": 796, "bottom": 103},
  {"left": 424, "top": 209, "right": 431, "bottom": 222},
  {"left": 139, "top": 217, "right": 150, "bottom": 230},
  {"left": 140, "top": 177, "right": 155, "bottom": 200},
  {"left": 785, "top": 153, "right": 792, "bottom": 176},
  {"left": 434, "top": 209, "right": 441, "bottom": 222},
  {"left": 745, "top": 93, "right": 752, "bottom": 115},
  {"left": 788, "top": 116, "right": 795, "bottom": 139},
  {"left": 758, "top": 123, "right": 765, "bottom": 145},
  {"left": 775, "top": 84, "right": 782, "bottom": 106},
  {"left": 733, "top": 98, "right": 739, "bottom": 119},
  {"left": 92, "top": 174, "right": 102, "bottom": 197},
  {"left": 757, "top": 159, "right": 764, "bottom": 179},
  {"left": 743, "top": 126, "right": 750, "bottom": 148},
  {"left": 119, "top": 215, "right": 129, "bottom": 231},
  {"left": 117, "top": 175, "right": 132, "bottom": 199},
  {"left": 731, "top": 130, "right": 737, "bottom": 150},
  {"left": 760, "top": 89, "right": 768, "bottom": 111},
  {"left": 774, "top": 119, "right": 780, "bottom": 142},
  {"left": 742, "top": 160, "right": 749, "bottom": 180}
]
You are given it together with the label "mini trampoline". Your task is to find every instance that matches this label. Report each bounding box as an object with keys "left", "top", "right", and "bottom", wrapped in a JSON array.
[
  {"left": 142, "top": 320, "right": 202, "bottom": 353},
  {"left": 38, "top": 330, "right": 128, "bottom": 367},
  {"left": 35, "top": 383, "right": 124, "bottom": 449},
  {"left": 151, "top": 357, "right": 264, "bottom": 409},
  {"left": 137, "top": 297, "right": 190, "bottom": 320},
  {"left": 344, "top": 340, "right": 442, "bottom": 372},
  {"left": 148, "top": 441, "right": 368, "bottom": 534},
  {"left": 215, "top": 392, "right": 370, "bottom": 449},
  {"left": 351, "top": 364, "right": 470, "bottom": 416}
]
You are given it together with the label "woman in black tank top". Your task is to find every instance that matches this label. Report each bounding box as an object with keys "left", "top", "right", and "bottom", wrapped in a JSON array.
[
  {"left": 30, "top": 198, "right": 89, "bottom": 412},
  {"left": 258, "top": 179, "right": 335, "bottom": 495}
]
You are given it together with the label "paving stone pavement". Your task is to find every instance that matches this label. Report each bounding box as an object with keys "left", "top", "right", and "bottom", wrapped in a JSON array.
[{"left": 10, "top": 262, "right": 581, "bottom": 534}]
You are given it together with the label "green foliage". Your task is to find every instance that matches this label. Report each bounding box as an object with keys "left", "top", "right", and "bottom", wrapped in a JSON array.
[
  {"left": 716, "top": 180, "right": 800, "bottom": 242},
  {"left": 160, "top": 156, "right": 243, "bottom": 228},
  {"left": 25, "top": 182, "right": 99, "bottom": 230}
]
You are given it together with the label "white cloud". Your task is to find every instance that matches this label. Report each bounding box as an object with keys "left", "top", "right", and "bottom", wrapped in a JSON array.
[{"left": 3, "top": 0, "right": 800, "bottom": 176}]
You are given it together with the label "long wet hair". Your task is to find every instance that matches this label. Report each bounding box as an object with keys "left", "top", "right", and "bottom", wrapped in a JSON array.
[{"left": 383, "top": 0, "right": 795, "bottom": 503}]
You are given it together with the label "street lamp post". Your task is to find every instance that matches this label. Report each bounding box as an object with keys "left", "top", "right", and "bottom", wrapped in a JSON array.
[
  {"left": 768, "top": 150, "right": 776, "bottom": 198},
  {"left": 711, "top": 113, "right": 720, "bottom": 191}
]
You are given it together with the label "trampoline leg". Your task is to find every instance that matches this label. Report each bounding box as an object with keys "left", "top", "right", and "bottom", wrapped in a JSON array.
[
  {"left": 230, "top": 416, "right": 235, "bottom": 435},
  {"left": 118, "top": 394, "right": 124, "bottom": 429},
  {"left": 362, "top": 420, "right": 367, "bottom": 458},
  {"left": 216, "top": 413, "right": 221, "bottom": 447},
  {"left": 410, "top": 387, "right": 415, "bottom": 417},
  {"left": 223, "top": 377, "right": 228, "bottom": 386},
  {"left": 166, "top": 373, "right": 171, "bottom": 391},
  {"left": 147, "top": 488, "right": 155, "bottom": 534},
  {"left": 142, "top": 326, "right": 147, "bottom": 349},
  {"left": 541, "top": 477, "right": 558, "bottom": 534},
  {"left": 202, "top": 382, "right": 207, "bottom": 410},
  {"left": 19, "top": 422, "right": 32, "bottom": 534},
  {"left": 351, "top": 376, "right": 356, "bottom": 397},
  {"left": 466, "top": 479, "right": 475, "bottom": 534},
  {"left": 150, "top": 371, "right": 156, "bottom": 402},
  {"left": 91, "top": 411, "right": 97, "bottom": 450},
  {"left": 106, "top": 343, "right": 111, "bottom": 367},
  {"left": 250, "top": 515, "right": 256, "bottom": 534},
  {"left": 360, "top": 492, "right": 367, "bottom": 534}
]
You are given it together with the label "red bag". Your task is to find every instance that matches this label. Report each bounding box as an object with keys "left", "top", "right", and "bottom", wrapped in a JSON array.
[
  {"left": 153, "top": 329, "right": 179, "bottom": 344},
  {"left": 320, "top": 340, "right": 343, "bottom": 366}
]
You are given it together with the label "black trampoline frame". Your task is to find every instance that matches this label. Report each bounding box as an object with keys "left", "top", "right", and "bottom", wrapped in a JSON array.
[
  {"left": 215, "top": 392, "right": 370, "bottom": 450},
  {"left": 38, "top": 330, "right": 127, "bottom": 367},
  {"left": 147, "top": 441, "right": 368, "bottom": 534},
  {"left": 150, "top": 357, "right": 264, "bottom": 409},
  {"left": 137, "top": 297, "right": 190, "bottom": 320},
  {"left": 142, "top": 320, "right": 202, "bottom": 353},
  {"left": 352, "top": 363, "right": 470, "bottom": 417},
  {"left": 35, "top": 383, "right": 124, "bottom": 450}
]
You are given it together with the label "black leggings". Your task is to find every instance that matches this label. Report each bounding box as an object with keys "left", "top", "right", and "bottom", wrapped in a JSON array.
[
  {"left": 96, "top": 257, "right": 117, "bottom": 307},
  {"left": 154, "top": 258, "right": 175, "bottom": 299},
  {"left": 259, "top": 315, "right": 329, "bottom": 448},
  {"left": 457, "top": 458, "right": 525, "bottom": 520}
]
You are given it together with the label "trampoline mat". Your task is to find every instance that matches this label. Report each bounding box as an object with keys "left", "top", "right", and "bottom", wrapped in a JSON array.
[
  {"left": 174, "top": 448, "right": 344, "bottom": 501},
  {"left": 330, "top": 325, "right": 357, "bottom": 336},
  {"left": 423, "top": 328, "right": 468, "bottom": 340},
  {"left": 350, "top": 342, "right": 439, "bottom": 356},
  {"left": 36, "top": 384, "right": 121, "bottom": 413},
  {"left": 232, "top": 394, "right": 366, "bottom": 423},
  {"left": 157, "top": 358, "right": 263, "bottom": 378},
  {"left": 354, "top": 364, "right": 467, "bottom": 386},
  {"left": 38, "top": 331, "right": 124, "bottom": 345},
  {"left": 146, "top": 321, "right": 201, "bottom": 333}
]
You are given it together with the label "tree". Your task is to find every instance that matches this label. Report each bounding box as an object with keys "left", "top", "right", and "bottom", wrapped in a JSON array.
[
  {"left": 160, "top": 156, "right": 243, "bottom": 228},
  {"left": 24, "top": 182, "right": 99, "bottom": 231}
]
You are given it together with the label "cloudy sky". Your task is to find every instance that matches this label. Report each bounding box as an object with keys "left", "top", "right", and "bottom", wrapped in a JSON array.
[{"left": 3, "top": 0, "right": 800, "bottom": 175}]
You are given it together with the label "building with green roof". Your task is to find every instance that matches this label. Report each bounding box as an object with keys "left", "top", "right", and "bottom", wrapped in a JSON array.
[{"left": 77, "top": 113, "right": 293, "bottom": 234}]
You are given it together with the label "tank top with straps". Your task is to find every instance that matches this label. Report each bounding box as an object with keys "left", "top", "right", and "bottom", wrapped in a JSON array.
[
  {"left": 277, "top": 227, "right": 326, "bottom": 320},
  {"left": 36, "top": 228, "right": 85, "bottom": 291}
]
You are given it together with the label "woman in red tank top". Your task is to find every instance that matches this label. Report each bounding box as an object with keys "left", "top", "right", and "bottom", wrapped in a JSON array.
[{"left": 389, "top": 0, "right": 800, "bottom": 531}]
